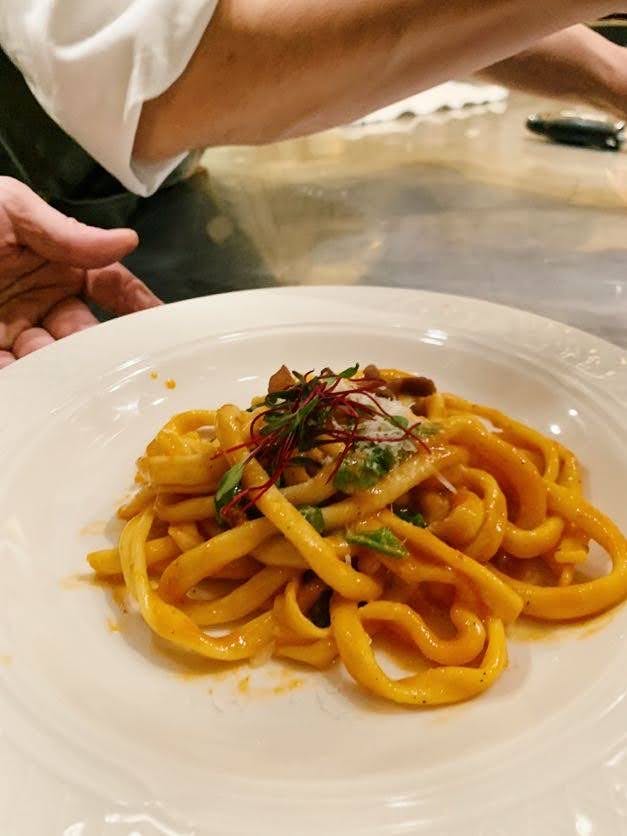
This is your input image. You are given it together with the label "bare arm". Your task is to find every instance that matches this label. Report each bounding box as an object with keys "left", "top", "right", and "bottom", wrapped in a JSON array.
[
  {"left": 478, "top": 25, "right": 626, "bottom": 117},
  {"left": 135, "top": 0, "right": 619, "bottom": 161}
]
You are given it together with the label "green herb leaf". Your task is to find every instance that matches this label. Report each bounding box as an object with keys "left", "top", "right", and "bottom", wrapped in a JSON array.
[
  {"left": 394, "top": 507, "right": 427, "bottom": 528},
  {"left": 294, "top": 397, "right": 320, "bottom": 449},
  {"left": 260, "top": 411, "right": 297, "bottom": 435},
  {"left": 337, "top": 363, "right": 359, "bottom": 379},
  {"left": 334, "top": 443, "right": 395, "bottom": 492},
  {"left": 265, "top": 388, "right": 300, "bottom": 407},
  {"left": 299, "top": 505, "right": 325, "bottom": 534},
  {"left": 261, "top": 393, "right": 321, "bottom": 448},
  {"left": 411, "top": 421, "right": 441, "bottom": 438},
  {"left": 346, "top": 527, "right": 408, "bottom": 558},
  {"left": 389, "top": 415, "right": 409, "bottom": 429},
  {"left": 214, "top": 461, "right": 245, "bottom": 520},
  {"left": 291, "top": 370, "right": 309, "bottom": 385}
]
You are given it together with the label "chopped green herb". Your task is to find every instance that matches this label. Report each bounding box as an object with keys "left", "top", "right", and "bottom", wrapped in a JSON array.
[
  {"left": 333, "top": 443, "right": 396, "bottom": 492},
  {"left": 299, "top": 505, "right": 325, "bottom": 534},
  {"left": 214, "top": 461, "right": 245, "bottom": 521},
  {"left": 346, "top": 527, "right": 408, "bottom": 558},
  {"left": 336, "top": 363, "right": 360, "bottom": 379},
  {"left": 394, "top": 507, "right": 427, "bottom": 528},
  {"left": 261, "top": 391, "right": 322, "bottom": 452},
  {"left": 390, "top": 415, "right": 409, "bottom": 429},
  {"left": 411, "top": 421, "right": 441, "bottom": 438},
  {"left": 291, "top": 369, "right": 311, "bottom": 385}
]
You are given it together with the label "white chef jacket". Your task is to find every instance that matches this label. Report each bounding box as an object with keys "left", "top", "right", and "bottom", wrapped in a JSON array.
[{"left": 0, "top": 2, "right": 218, "bottom": 196}]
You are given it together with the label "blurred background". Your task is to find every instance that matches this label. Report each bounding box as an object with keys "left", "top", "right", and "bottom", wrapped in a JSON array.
[
  {"left": 595, "top": 14, "right": 627, "bottom": 44},
  {"left": 121, "top": 18, "right": 626, "bottom": 347}
]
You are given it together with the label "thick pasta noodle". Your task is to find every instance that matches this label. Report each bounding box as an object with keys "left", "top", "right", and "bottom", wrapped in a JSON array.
[{"left": 87, "top": 365, "right": 627, "bottom": 707}]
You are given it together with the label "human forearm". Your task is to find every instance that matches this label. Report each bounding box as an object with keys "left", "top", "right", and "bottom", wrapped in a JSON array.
[
  {"left": 477, "top": 25, "right": 626, "bottom": 117},
  {"left": 135, "top": 0, "right": 619, "bottom": 159}
]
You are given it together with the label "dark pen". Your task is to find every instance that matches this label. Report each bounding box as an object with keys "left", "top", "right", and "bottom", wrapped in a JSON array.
[{"left": 526, "top": 113, "right": 625, "bottom": 151}]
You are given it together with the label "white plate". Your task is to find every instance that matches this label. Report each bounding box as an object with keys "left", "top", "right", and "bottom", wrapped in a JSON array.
[{"left": 0, "top": 287, "right": 626, "bottom": 836}]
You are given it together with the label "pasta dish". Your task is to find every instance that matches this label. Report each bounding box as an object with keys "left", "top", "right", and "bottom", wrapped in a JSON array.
[{"left": 87, "top": 364, "right": 627, "bottom": 706}]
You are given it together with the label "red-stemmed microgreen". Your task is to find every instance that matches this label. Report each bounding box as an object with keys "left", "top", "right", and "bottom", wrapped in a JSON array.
[{"left": 215, "top": 364, "right": 438, "bottom": 522}]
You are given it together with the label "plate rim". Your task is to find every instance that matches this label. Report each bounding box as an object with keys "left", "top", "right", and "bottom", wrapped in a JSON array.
[{"left": 0, "top": 284, "right": 625, "bottom": 377}]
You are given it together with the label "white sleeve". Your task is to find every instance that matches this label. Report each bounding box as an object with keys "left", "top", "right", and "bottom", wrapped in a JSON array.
[{"left": 0, "top": 1, "right": 218, "bottom": 197}]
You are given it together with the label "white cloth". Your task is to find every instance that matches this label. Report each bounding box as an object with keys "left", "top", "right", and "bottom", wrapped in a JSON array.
[
  {"left": 354, "top": 82, "right": 508, "bottom": 125},
  {"left": 0, "top": 1, "right": 218, "bottom": 196}
]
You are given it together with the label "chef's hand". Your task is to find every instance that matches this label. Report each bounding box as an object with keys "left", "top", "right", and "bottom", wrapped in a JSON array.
[{"left": 0, "top": 177, "right": 161, "bottom": 369}]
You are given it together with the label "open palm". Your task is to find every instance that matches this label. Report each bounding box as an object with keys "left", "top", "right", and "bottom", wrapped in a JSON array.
[{"left": 0, "top": 177, "right": 161, "bottom": 369}]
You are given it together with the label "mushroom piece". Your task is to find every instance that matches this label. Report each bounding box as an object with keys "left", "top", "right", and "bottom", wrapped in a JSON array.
[
  {"left": 268, "top": 365, "right": 296, "bottom": 394},
  {"left": 397, "top": 376, "right": 437, "bottom": 397},
  {"left": 362, "top": 364, "right": 395, "bottom": 399},
  {"left": 364, "top": 364, "right": 436, "bottom": 399}
]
